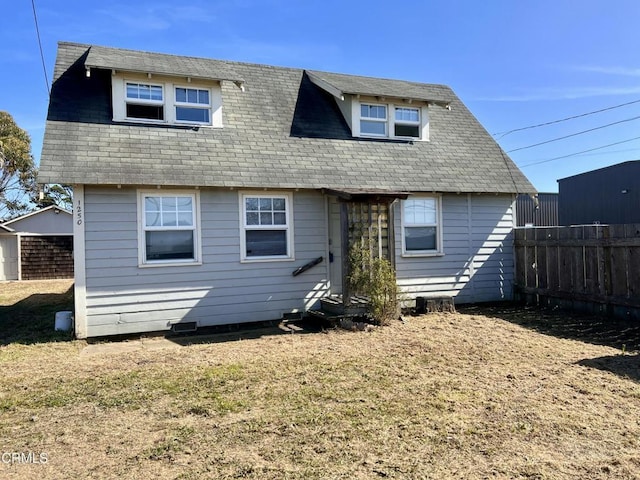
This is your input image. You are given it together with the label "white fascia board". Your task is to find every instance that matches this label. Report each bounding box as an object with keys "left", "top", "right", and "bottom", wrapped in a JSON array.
[
  {"left": 306, "top": 72, "right": 345, "bottom": 101},
  {"left": 2, "top": 205, "right": 72, "bottom": 227}
]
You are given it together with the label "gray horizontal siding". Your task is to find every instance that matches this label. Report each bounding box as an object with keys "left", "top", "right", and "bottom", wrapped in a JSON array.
[
  {"left": 83, "top": 186, "right": 329, "bottom": 336},
  {"left": 396, "top": 194, "right": 515, "bottom": 304}
]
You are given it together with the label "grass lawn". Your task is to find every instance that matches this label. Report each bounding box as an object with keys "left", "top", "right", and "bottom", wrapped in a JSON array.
[{"left": 1, "top": 280, "right": 640, "bottom": 479}]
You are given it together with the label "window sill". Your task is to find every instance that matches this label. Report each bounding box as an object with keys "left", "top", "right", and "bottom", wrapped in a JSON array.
[
  {"left": 138, "top": 261, "right": 202, "bottom": 268},
  {"left": 240, "top": 256, "right": 295, "bottom": 264},
  {"left": 401, "top": 252, "right": 445, "bottom": 258},
  {"left": 356, "top": 134, "right": 426, "bottom": 142},
  {"left": 113, "top": 118, "right": 221, "bottom": 128}
]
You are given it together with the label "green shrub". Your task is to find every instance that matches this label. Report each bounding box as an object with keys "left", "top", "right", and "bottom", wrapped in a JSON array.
[{"left": 348, "top": 242, "right": 400, "bottom": 325}]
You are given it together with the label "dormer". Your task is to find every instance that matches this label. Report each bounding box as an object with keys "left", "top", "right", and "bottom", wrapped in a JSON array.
[
  {"left": 83, "top": 45, "right": 245, "bottom": 127},
  {"left": 353, "top": 98, "right": 428, "bottom": 140},
  {"left": 306, "top": 70, "right": 451, "bottom": 142},
  {"left": 110, "top": 74, "right": 223, "bottom": 127}
]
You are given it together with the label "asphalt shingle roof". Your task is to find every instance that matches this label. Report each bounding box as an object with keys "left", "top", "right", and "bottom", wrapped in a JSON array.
[
  {"left": 39, "top": 42, "right": 535, "bottom": 194},
  {"left": 306, "top": 70, "right": 453, "bottom": 104},
  {"left": 84, "top": 45, "right": 244, "bottom": 83}
]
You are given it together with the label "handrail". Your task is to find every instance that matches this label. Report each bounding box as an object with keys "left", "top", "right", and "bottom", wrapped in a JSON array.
[{"left": 292, "top": 256, "right": 323, "bottom": 277}]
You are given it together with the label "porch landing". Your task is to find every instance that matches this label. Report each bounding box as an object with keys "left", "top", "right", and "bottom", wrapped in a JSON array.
[{"left": 307, "top": 295, "right": 371, "bottom": 324}]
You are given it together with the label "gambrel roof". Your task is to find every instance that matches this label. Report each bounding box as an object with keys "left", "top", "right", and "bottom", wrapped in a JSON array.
[{"left": 39, "top": 42, "right": 534, "bottom": 194}]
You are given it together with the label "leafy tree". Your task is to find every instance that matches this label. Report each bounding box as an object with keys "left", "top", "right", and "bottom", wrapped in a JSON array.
[
  {"left": 0, "top": 111, "right": 37, "bottom": 220},
  {"left": 36, "top": 183, "right": 73, "bottom": 212}
]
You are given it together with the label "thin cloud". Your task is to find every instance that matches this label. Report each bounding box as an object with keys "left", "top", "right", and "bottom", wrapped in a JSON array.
[
  {"left": 474, "top": 85, "right": 640, "bottom": 102},
  {"left": 95, "top": 4, "right": 218, "bottom": 32},
  {"left": 0, "top": 49, "right": 36, "bottom": 63},
  {"left": 570, "top": 65, "right": 640, "bottom": 77},
  {"left": 200, "top": 35, "right": 343, "bottom": 68}
]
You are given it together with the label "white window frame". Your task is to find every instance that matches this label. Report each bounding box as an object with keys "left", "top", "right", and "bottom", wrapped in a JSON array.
[
  {"left": 112, "top": 75, "right": 223, "bottom": 127},
  {"left": 392, "top": 106, "right": 421, "bottom": 139},
  {"left": 239, "top": 191, "right": 295, "bottom": 262},
  {"left": 174, "top": 85, "right": 212, "bottom": 125},
  {"left": 125, "top": 82, "right": 165, "bottom": 123},
  {"left": 352, "top": 98, "right": 429, "bottom": 141},
  {"left": 359, "top": 103, "right": 388, "bottom": 137},
  {"left": 137, "top": 190, "right": 202, "bottom": 267},
  {"left": 400, "top": 195, "right": 443, "bottom": 257}
]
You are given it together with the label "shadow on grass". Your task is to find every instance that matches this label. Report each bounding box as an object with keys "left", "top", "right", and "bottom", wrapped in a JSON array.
[
  {"left": 0, "top": 285, "right": 75, "bottom": 345},
  {"left": 577, "top": 354, "right": 640, "bottom": 382},
  {"left": 457, "top": 302, "right": 640, "bottom": 353}
]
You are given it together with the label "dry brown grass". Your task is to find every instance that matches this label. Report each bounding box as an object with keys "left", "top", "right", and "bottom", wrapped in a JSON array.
[
  {"left": 0, "top": 280, "right": 74, "bottom": 344},
  {"left": 1, "top": 281, "right": 640, "bottom": 479}
]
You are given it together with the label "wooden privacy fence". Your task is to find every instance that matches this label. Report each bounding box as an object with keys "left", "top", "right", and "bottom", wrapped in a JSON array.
[{"left": 514, "top": 224, "right": 640, "bottom": 320}]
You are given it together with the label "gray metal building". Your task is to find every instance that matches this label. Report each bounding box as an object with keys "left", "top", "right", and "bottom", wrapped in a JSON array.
[
  {"left": 516, "top": 193, "right": 559, "bottom": 226},
  {"left": 558, "top": 161, "right": 640, "bottom": 225}
]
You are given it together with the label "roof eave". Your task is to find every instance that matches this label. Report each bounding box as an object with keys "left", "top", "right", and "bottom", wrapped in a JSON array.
[
  {"left": 322, "top": 188, "right": 410, "bottom": 201},
  {"left": 306, "top": 70, "right": 452, "bottom": 108},
  {"left": 84, "top": 64, "right": 245, "bottom": 86},
  {"left": 306, "top": 71, "right": 345, "bottom": 101}
]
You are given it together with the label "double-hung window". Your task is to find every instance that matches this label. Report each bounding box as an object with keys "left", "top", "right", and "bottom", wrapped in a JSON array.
[
  {"left": 356, "top": 101, "right": 427, "bottom": 140},
  {"left": 240, "top": 193, "right": 293, "bottom": 261},
  {"left": 394, "top": 107, "right": 421, "bottom": 138},
  {"left": 126, "top": 82, "right": 164, "bottom": 121},
  {"left": 139, "top": 192, "right": 200, "bottom": 265},
  {"left": 401, "top": 196, "right": 442, "bottom": 255},
  {"left": 116, "top": 78, "right": 217, "bottom": 126},
  {"left": 175, "top": 87, "right": 211, "bottom": 124},
  {"left": 360, "top": 104, "right": 387, "bottom": 136}
]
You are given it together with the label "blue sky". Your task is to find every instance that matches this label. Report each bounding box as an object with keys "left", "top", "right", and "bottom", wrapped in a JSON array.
[{"left": 3, "top": 0, "right": 640, "bottom": 192}]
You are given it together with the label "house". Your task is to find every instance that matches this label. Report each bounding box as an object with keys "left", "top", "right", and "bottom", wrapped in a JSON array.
[
  {"left": 558, "top": 161, "right": 640, "bottom": 225},
  {"left": 0, "top": 205, "right": 73, "bottom": 281},
  {"left": 38, "top": 42, "right": 534, "bottom": 338}
]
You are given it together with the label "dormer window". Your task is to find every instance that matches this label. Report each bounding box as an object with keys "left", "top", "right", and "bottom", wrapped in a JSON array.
[
  {"left": 354, "top": 99, "right": 428, "bottom": 141},
  {"left": 175, "top": 87, "right": 211, "bottom": 124},
  {"left": 360, "top": 104, "right": 387, "bottom": 136},
  {"left": 126, "top": 83, "right": 164, "bottom": 121},
  {"left": 112, "top": 74, "right": 223, "bottom": 127},
  {"left": 394, "top": 107, "right": 420, "bottom": 138}
]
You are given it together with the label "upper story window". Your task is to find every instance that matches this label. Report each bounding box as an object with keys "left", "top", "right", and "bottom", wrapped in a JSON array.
[
  {"left": 112, "top": 75, "right": 223, "bottom": 127},
  {"left": 175, "top": 87, "right": 211, "bottom": 124},
  {"left": 401, "top": 196, "right": 443, "bottom": 256},
  {"left": 126, "top": 83, "right": 165, "bottom": 121},
  {"left": 394, "top": 107, "right": 420, "bottom": 138},
  {"left": 354, "top": 99, "right": 428, "bottom": 141},
  {"left": 360, "top": 104, "right": 387, "bottom": 136}
]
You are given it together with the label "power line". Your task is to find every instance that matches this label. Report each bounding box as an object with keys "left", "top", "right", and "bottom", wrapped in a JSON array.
[
  {"left": 507, "top": 115, "right": 640, "bottom": 153},
  {"left": 493, "top": 98, "right": 640, "bottom": 138},
  {"left": 31, "top": 0, "right": 50, "bottom": 96},
  {"left": 519, "top": 135, "right": 640, "bottom": 167}
]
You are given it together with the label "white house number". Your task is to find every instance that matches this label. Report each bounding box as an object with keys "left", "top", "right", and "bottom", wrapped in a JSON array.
[{"left": 76, "top": 199, "right": 83, "bottom": 225}]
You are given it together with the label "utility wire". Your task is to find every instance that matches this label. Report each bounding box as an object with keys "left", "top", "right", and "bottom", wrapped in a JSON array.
[
  {"left": 493, "top": 98, "right": 640, "bottom": 138},
  {"left": 31, "top": 0, "right": 50, "bottom": 96},
  {"left": 519, "top": 135, "right": 640, "bottom": 167},
  {"left": 507, "top": 115, "right": 640, "bottom": 153}
]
